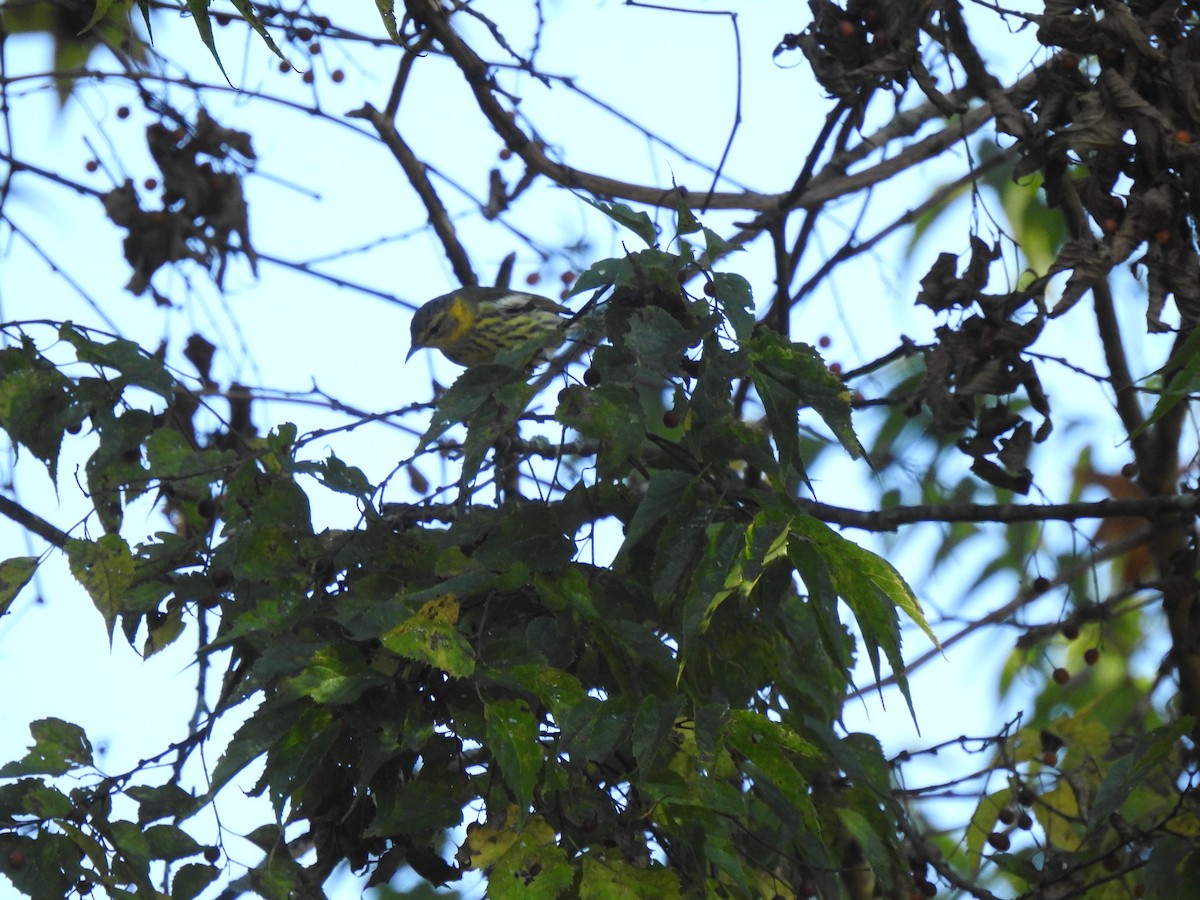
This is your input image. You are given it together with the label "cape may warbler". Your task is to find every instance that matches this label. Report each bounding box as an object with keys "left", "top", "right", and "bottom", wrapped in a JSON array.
[{"left": 406, "top": 286, "right": 571, "bottom": 367}]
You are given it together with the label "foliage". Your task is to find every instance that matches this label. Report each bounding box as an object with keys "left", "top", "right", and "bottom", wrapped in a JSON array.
[{"left": 1, "top": 1, "right": 1200, "bottom": 899}]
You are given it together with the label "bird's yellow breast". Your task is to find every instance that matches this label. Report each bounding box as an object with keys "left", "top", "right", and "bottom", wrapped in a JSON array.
[{"left": 439, "top": 296, "right": 475, "bottom": 346}]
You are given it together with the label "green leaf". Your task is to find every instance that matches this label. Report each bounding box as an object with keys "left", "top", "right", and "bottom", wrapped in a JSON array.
[
  {"left": 228, "top": 0, "right": 290, "bottom": 63},
  {"left": 788, "top": 516, "right": 934, "bottom": 720},
  {"left": 310, "top": 453, "right": 373, "bottom": 498},
  {"left": 1087, "top": 719, "right": 1192, "bottom": 832},
  {"left": 580, "top": 854, "right": 682, "bottom": 898},
  {"left": 725, "top": 710, "right": 820, "bottom": 824},
  {"left": 584, "top": 198, "right": 658, "bottom": 246},
  {"left": 613, "top": 470, "right": 694, "bottom": 570},
  {"left": 485, "top": 699, "right": 544, "bottom": 810},
  {"left": 58, "top": 324, "right": 175, "bottom": 399},
  {"left": 420, "top": 365, "right": 538, "bottom": 487},
  {"left": 0, "top": 344, "right": 72, "bottom": 477},
  {"left": 282, "top": 645, "right": 388, "bottom": 705},
  {"left": 0, "top": 556, "right": 37, "bottom": 616},
  {"left": 381, "top": 595, "right": 476, "bottom": 678},
  {"left": 171, "top": 864, "right": 220, "bottom": 900},
  {"left": 143, "top": 823, "right": 203, "bottom": 861},
  {"left": 185, "top": 0, "right": 230, "bottom": 82},
  {"left": 555, "top": 383, "right": 646, "bottom": 477},
  {"left": 713, "top": 272, "right": 755, "bottom": 342},
  {"left": 66, "top": 535, "right": 135, "bottom": 637},
  {"left": 376, "top": 0, "right": 401, "bottom": 42},
  {"left": 1138, "top": 325, "right": 1200, "bottom": 438},
  {"left": 475, "top": 505, "right": 575, "bottom": 574},
  {"left": 750, "top": 331, "right": 863, "bottom": 464},
  {"left": 80, "top": 0, "right": 118, "bottom": 34},
  {"left": 127, "top": 783, "right": 201, "bottom": 826},
  {"left": 0, "top": 718, "right": 93, "bottom": 777},
  {"left": 1145, "top": 836, "right": 1197, "bottom": 898}
]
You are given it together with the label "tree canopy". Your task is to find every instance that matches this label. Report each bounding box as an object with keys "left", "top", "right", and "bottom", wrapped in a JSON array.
[{"left": 1, "top": 1, "right": 1199, "bottom": 898}]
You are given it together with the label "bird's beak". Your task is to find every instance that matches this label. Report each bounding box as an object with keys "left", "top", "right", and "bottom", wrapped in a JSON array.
[{"left": 405, "top": 344, "right": 418, "bottom": 362}]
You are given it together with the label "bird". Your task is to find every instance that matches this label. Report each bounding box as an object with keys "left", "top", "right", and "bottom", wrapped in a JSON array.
[{"left": 406, "top": 285, "right": 572, "bottom": 367}]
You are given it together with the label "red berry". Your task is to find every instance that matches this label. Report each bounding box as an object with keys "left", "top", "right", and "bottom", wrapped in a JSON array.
[
  {"left": 203, "top": 846, "right": 220, "bottom": 863},
  {"left": 1154, "top": 229, "right": 1171, "bottom": 244},
  {"left": 998, "top": 808, "right": 1016, "bottom": 825},
  {"left": 1017, "top": 812, "right": 1033, "bottom": 830},
  {"left": 331, "top": 69, "right": 345, "bottom": 84},
  {"left": 819, "top": 335, "right": 832, "bottom": 348},
  {"left": 560, "top": 271, "right": 575, "bottom": 285},
  {"left": 837, "top": 19, "right": 858, "bottom": 37},
  {"left": 7, "top": 848, "right": 26, "bottom": 868},
  {"left": 116, "top": 105, "right": 130, "bottom": 119},
  {"left": 1175, "top": 129, "right": 1193, "bottom": 144},
  {"left": 1059, "top": 53, "right": 1079, "bottom": 69},
  {"left": 302, "top": 70, "right": 315, "bottom": 84},
  {"left": 583, "top": 367, "right": 601, "bottom": 387},
  {"left": 662, "top": 410, "right": 682, "bottom": 429},
  {"left": 499, "top": 147, "right": 513, "bottom": 160},
  {"left": 1084, "top": 647, "right": 1100, "bottom": 665},
  {"left": 1052, "top": 667, "right": 1070, "bottom": 685},
  {"left": 308, "top": 42, "right": 321, "bottom": 55},
  {"left": 85, "top": 160, "right": 99, "bottom": 173},
  {"left": 278, "top": 59, "right": 291, "bottom": 73},
  {"left": 829, "top": 362, "right": 842, "bottom": 375},
  {"left": 1034, "top": 576, "right": 1051, "bottom": 593},
  {"left": 1061, "top": 622, "right": 1079, "bottom": 640},
  {"left": 1042, "top": 750, "right": 1058, "bottom": 766},
  {"left": 525, "top": 272, "right": 541, "bottom": 286},
  {"left": 144, "top": 177, "right": 158, "bottom": 190},
  {"left": 1101, "top": 217, "right": 1119, "bottom": 234}
]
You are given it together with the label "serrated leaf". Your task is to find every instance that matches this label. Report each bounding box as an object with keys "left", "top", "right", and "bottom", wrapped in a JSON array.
[
  {"left": 613, "top": 470, "right": 694, "bottom": 570},
  {"left": 171, "top": 864, "right": 220, "bottom": 900},
  {"left": 485, "top": 699, "right": 543, "bottom": 811},
  {"left": 376, "top": 0, "right": 401, "bottom": 43},
  {"left": 0, "top": 718, "right": 93, "bottom": 777},
  {"left": 725, "top": 710, "right": 820, "bottom": 825},
  {"left": 0, "top": 556, "right": 38, "bottom": 616},
  {"left": 584, "top": 198, "right": 658, "bottom": 246},
  {"left": 229, "top": 0, "right": 289, "bottom": 63},
  {"left": 1137, "top": 325, "right": 1200, "bottom": 439},
  {"left": 713, "top": 272, "right": 754, "bottom": 342},
  {"left": 750, "top": 332, "right": 863, "bottom": 464},
  {"left": 474, "top": 505, "right": 574, "bottom": 573},
  {"left": 66, "top": 535, "right": 135, "bottom": 638},
  {"left": 580, "top": 854, "right": 682, "bottom": 898},
  {"left": 185, "top": 0, "right": 230, "bottom": 82},
  {"left": 59, "top": 324, "right": 174, "bottom": 399},
  {"left": 1087, "top": 719, "right": 1192, "bottom": 832},
  {"left": 79, "top": 0, "right": 119, "bottom": 34},
  {"left": 1037, "top": 778, "right": 1081, "bottom": 850},
  {"left": 555, "top": 383, "right": 645, "bottom": 477},
  {"left": 381, "top": 595, "right": 475, "bottom": 678},
  {"left": 788, "top": 515, "right": 934, "bottom": 722}
]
